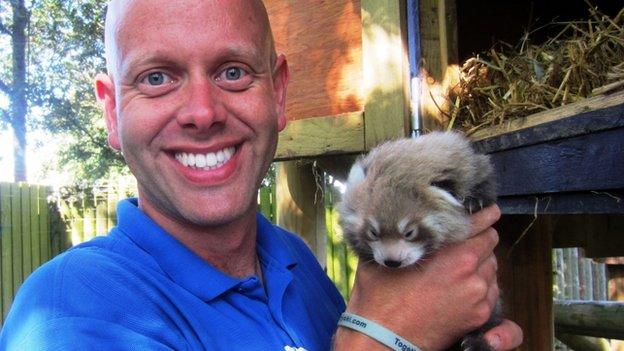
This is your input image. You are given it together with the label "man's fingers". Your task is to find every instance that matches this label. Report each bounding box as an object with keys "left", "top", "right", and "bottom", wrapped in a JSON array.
[
  {"left": 484, "top": 319, "right": 523, "bottom": 350},
  {"left": 478, "top": 254, "right": 498, "bottom": 285},
  {"left": 470, "top": 204, "right": 501, "bottom": 236},
  {"left": 465, "top": 227, "right": 499, "bottom": 263}
]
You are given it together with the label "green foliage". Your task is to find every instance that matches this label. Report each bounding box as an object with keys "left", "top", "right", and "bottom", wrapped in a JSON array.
[
  {"left": 0, "top": 0, "right": 128, "bottom": 182},
  {"left": 27, "top": 0, "right": 128, "bottom": 181}
]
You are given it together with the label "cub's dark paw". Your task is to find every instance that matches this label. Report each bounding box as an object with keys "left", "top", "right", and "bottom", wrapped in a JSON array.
[{"left": 459, "top": 334, "right": 492, "bottom": 351}]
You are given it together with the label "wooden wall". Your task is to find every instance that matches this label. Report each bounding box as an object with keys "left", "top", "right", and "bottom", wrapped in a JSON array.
[
  {"left": 265, "top": 0, "right": 411, "bottom": 159},
  {"left": 265, "top": 1, "right": 364, "bottom": 120}
]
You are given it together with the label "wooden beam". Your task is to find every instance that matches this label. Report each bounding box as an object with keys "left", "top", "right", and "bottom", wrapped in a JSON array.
[
  {"left": 556, "top": 333, "right": 611, "bottom": 351},
  {"left": 498, "top": 191, "right": 624, "bottom": 215},
  {"left": 555, "top": 300, "right": 624, "bottom": 340},
  {"left": 485, "top": 127, "right": 624, "bottom": 197},
  {"left": 472, "top": 90, "right": 624, "bottom": 142},
  {"left": 418, "top": 0, "right": 458, "bottom": 130},
  {"left": 552, "top": 215, "right": 624, "bottom": 257},
  {"left": 275, "top": 161, "right": 327, "bottom": 263},
  {"left": 496, "top": 215, "right": 554, "bottom": 351},
  {"left": 275, "top": 112, "right": 365, "bottom": 160},
  {"left": 361, "top": 0, "right": 411, "bottom": 148}
]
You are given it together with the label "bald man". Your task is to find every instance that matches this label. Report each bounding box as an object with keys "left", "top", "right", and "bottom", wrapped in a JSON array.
[{"left": 0, "top": 1, "right": 521, "bottom": 350}]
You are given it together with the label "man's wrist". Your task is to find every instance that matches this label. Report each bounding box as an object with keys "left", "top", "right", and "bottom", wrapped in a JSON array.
[{"left": 333, "top": 324, "right": 389, "bottom": 351}]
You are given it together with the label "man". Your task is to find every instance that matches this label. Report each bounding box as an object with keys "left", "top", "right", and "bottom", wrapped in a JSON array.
[{"left": 0, "top": 1, "right": 522, "bottom": 350}]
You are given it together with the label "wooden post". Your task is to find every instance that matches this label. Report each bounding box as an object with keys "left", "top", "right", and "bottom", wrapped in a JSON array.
[
  {"left": 496, "top": 215, "right": 554, "bottom": 351},
  {"left": 361, "top": 0, "right": 411, "bottom": 147},
  {"left": 10, "top": 183, "right": 22, "bottom": 298},
  {"left": 1, "top": 183, "right": 13, "bottom": 322},
  {"left": 418, "top": 0, "right": 458, "bottom": 130},
  {"left": 275, "top": 161, "right": 327, "bottom": 264}
]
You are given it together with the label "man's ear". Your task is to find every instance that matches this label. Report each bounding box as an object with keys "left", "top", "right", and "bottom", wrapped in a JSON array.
[
  {"left": 94, "top": 73, "right": 121, "bottom": 151},
  {"left": 272, "top": 54, "right": 289, "bottom": 132}
]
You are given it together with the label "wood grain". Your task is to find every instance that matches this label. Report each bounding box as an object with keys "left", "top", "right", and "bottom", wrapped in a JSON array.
[
  {"left": 496, "top": 215, "right": 554, "bottom": 351},
  {"left": 275, "top": 112, "right": 365, "bottom": 160},
  {"left": 472, "top": 91, "right": 624, "bottom": 141},
  {"left": 361, "top": 0, "right": 411, "bottom": 148},
  {"left": 265, "top": 0, "right": 364, "bottom": 120}
]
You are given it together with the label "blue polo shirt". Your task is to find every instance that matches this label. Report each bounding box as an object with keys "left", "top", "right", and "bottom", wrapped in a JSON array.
[{"left": 0, "top": 198, "right": 345, "bottom": 350}]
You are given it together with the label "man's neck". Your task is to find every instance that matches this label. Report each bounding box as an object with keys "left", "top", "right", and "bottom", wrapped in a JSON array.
[{"left": 138, "top": 200, "right": 259, "bottom": 279}]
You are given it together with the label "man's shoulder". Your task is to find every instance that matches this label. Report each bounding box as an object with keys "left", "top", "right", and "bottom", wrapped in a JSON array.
[{"left": 6, "top": 234, "right": 161, "bottom": 319}]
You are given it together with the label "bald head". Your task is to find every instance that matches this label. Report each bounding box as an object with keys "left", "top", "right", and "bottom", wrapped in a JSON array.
[{"left": 103, "top": 0, "right": 276, "bottom": 81}]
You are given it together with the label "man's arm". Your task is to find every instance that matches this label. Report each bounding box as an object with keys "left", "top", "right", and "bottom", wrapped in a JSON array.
[{"left": 333, "top": 205, "right": 523, "bottom": 351}]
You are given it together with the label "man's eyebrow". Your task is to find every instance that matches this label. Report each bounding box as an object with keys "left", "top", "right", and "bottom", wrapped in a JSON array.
[{"left": 120, "top": 52, "right": 180, "bottom": 78}]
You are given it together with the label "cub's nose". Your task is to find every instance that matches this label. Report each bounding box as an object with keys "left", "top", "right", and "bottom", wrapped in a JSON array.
[{"left": 383, "top": 260, "right": 402, "bottom": 268}]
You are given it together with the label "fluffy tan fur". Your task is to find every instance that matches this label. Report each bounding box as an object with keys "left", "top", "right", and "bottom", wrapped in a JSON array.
[{"left": 338, "top": 131, "right": 496, "bottom": 266}]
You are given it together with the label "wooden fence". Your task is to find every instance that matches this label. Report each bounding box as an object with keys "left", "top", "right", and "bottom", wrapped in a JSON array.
[
  {"left": 0, "top": 180, "right": 277, "bottom": 325},
  {"left": 0, "top": 183, "right": 68, "bottom": 323},
  {"left": 324, "top": 177, "right": 358, "bottom": 300}
]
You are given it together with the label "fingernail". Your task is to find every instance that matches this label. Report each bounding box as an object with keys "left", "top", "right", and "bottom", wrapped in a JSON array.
[{"left": 487, "top": 334, "right": 501, "bottom": 350}]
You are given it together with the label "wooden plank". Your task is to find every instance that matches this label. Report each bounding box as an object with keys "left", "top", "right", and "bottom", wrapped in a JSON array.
[
  {"left": 107, "top": 181, "right": 116, "bottom": 232},
  {"left": 418, "top": 0, "right": 458, "bottom": 130},
  {"left": 39, "top": 187, "right": 50, "bottom": 263},
  {"left": 96, "top": 193, "right": 108, "bottom": 236},
  {"left": 0, "top": 183, "right": 12, "bottom": 321},
  {"left": 361, "top": 0, "right": 411, "bottom": 148},
  {"left": 472, "top": 91, "right": 624, "bottom": 143},
  {"left": 554, "top": 300, "right": 624, "bottom": 340},
  {"left": 276, "top": 112, "right": 365, "bottom": 160},
  {"left": 552, "top": 215, "right": 624, "bottom": 257},
  {"left": 474, "top": 102, "right": 624, "bottom": 155},
  {"left": 264, "top": 0, "right": 364, "bottom": 120},
  {"left": 499, "top": 191, "right": 624, "bottom": 215},
  {"left": 20, "top": 185, "right": 31, "bottom": 279},
  {"left": 275, "top": 161, "right": 327, "bottom": 261},
  {"left": 83, "top": 208, "right": 96, "bottom": 242},
  {"left": 30, "top": 185, "right": 41, "bottom": 270},
  {"left": 10, "top": 183, "right": 22, "bottom": 297},
  {"left": 496, "top": 215, "right": 554, "bottom": 351},
  {"left": 489, "top": 127, "right": 624, "bottom": 197}
]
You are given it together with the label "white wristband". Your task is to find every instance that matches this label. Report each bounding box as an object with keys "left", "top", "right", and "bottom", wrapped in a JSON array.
[{"left": 337, "top": 312, "right": 422, "bottom": 351}]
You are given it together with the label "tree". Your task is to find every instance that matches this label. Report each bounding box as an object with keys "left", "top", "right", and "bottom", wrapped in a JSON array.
[
  {"left": 0, "top": 0, "right": 127, "bottom": 183},
  {"left": 0, "top": 0, "right": 29, "bottom": 181}
]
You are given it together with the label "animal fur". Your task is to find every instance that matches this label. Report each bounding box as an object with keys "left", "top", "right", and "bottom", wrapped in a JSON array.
[{"left": 337, "top": 131, "right": 500, "bottom": 351}]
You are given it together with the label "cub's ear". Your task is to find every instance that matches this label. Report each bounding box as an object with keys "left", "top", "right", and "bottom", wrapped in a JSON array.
[{"left": 346, "top": 161, "right": 366, "bottom": 190}]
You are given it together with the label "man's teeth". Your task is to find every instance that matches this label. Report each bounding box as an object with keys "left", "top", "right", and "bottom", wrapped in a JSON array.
[{"left": 175, "top": 147, "right": 235, "bottom": 169}]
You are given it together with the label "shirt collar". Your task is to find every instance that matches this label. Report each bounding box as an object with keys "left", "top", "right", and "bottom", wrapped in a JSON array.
[{"left": 112, "top": 198, "right": 297, "bottom": 302}]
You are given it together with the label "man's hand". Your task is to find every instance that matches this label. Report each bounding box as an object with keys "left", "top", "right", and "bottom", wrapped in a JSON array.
[{"left": 333, "top": 205, "right": 523, "bottom": 351}]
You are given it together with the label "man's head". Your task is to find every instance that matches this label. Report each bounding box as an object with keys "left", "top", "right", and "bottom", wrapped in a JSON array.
[{"left": 95, "top": 0, "right": 288, "bottom": 231}]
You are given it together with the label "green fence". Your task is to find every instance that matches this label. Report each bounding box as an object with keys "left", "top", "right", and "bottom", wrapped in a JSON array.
[
  {"left": 324, "top": 178, "right": 358, "bottom": 300},
  {"left": 0, "top": 183, "right": 68, "bottom": 323}
]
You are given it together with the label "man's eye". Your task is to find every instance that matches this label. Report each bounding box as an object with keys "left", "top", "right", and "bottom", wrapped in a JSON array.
[
  {"left": 142, "top": 72, "right": 171, "bottom": 86},
  {"left": 224, "top": 67, "right": 244, "bottom": 80},
  {"left": 218, "top": 67, "right": 248, "bottom": 82},
  {"left": 215, "top": 66, "right": 252, "bottom": 91}
]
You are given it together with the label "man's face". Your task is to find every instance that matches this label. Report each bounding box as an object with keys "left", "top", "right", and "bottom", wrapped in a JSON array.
[{"left": 98, "top": 0, "right": 288, "bottom": 228}]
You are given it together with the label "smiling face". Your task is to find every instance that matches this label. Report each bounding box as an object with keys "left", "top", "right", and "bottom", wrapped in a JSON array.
[{"left": 95, "top": 0, "right": 288, "bottom": 230}]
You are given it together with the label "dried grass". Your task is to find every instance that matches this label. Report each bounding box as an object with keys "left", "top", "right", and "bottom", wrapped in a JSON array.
[{"left": 446, "top": 5, "right": 624, "bottom": 134}]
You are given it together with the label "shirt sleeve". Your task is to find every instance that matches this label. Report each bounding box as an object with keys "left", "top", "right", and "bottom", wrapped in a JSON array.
[
  {"left": 0, "top": 248, "right": 189, "bottom": 351},
  {"left": 4, "top": 317, "right": 179, "bottom": 351}
]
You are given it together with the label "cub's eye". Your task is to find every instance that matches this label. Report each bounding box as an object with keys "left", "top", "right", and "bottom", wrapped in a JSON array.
[
  {"left": 404, "top": 229, "right": 416, "bottom": 240},
  {"left": 367, "top": 228, "right": 380, "bottom": 240}
]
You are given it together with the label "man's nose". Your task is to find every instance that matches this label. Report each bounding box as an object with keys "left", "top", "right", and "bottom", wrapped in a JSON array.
[{"left": 177, "top": 78, "right": 226, "bottom": 131}]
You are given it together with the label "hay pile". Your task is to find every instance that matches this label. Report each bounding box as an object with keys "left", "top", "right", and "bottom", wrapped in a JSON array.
[{"left": 447, "top": 6, "right": 624, "bottom": 134}]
